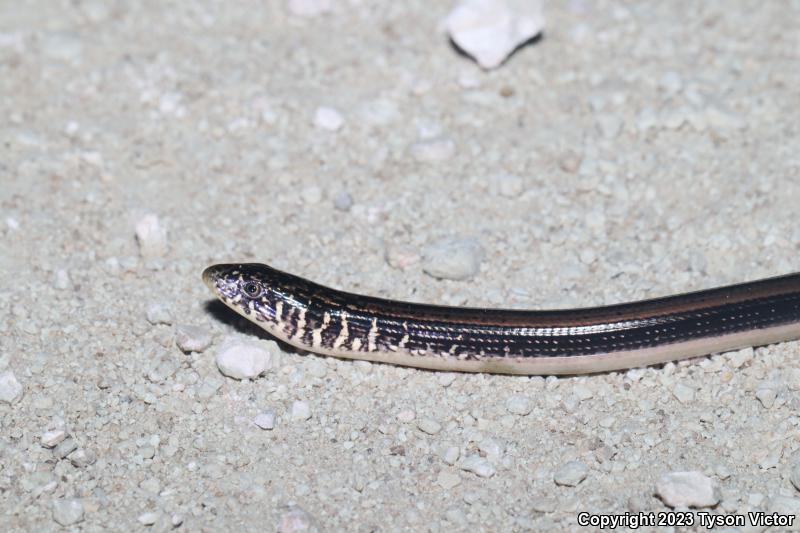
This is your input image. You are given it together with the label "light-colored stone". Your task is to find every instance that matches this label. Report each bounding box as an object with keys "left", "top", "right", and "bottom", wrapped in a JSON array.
[
  {"left": 459, "top": 455, "right": 495, "bottom": 478},
  {"left": 145, "top": 302, "right": 173, "bottom": 325},
  {"left": 554, "top": 460, "right": 588, "bottom": 486},
  {"left": 52, "top": 498, "right": 84, "bottom": 526},
  {"left": 313, "top": 106, "right": 344, "bottom": 131},
  {"left": 444, "top": 0, "right": 544, "bottom": 70},
  {"left": 277, "top": 504, "right": 319, "bottom": 533},
  {"left": 505, "top": 395, "right": 531, "bottom": 415},
  {"left": 254, "top": 410, "right": 276, "bottom": 430},
  {"left": 175, "top": 324, "right": 212, "bottom": 353},
  {"left": 417, "top": 418, "right": 442, "bottom": 435},
  {"left": 422, "top": 236, "right": 485, "bottom": 280},
  {"left": 655, "top": 471, "right": 720, "bottom": 508},
  {"left": 291, "top": 400, "right": 312, "bottom": 421},
  {"left": 215, "top": 340, "right": 274, "bottom": 379},
  {"left": 0, "top": 370, "right": 23, "bottom": 404},
  {"left": 409, "top": 137, "right": 456, "bottom": 162},
  {"left": 135, "top": 213, "right": 167, "bottom": 259}
]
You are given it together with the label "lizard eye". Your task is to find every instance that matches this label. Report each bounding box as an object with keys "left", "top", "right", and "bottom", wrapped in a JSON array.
[{"left": 242, "top": 281, "right": 262, "bottom": 298}]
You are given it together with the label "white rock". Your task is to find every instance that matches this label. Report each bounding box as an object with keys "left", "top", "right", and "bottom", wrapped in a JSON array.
[
  {"left": 301, "top": 185, "right": 323, "bottom": 204},
  {"left": 672, "top": 383, "right": 695, "bottom": 404},
  {"left": 756, "top": 382, "right": 778, "bottom": 408},
  {"left": 444, "top": 0, "right": 544, "bottom": 69},
  {"left": 175, "top": 324, "right": 212, "bottom": 353},
  {"left": 0, "top": 370, "right": 23, "bottom": 404},
  {"left": 459, "top": 455, "right": 495, "bottom": 478},
  {"left": 313, "top": 106, "right": 344, "bottom": 131},
  {"left": 422, "top": 236, "right": 485, "bottom": 280},
  {"left": 397, "top": 409, "right": 416, "bottom": 423},
  {"left": 215, "top": 341, "right": 273, "bottom": 379},
  {"left": 277, "top": 505, "right": 319, "bottom": 533},
  {"left": 52, "top": 498, "right": 84, "bottom": 526},
  {"left": 409, "top": 137, "right": 456, "bottom": 162},
  {"left": 437, "top": 471, "right": 461, "bottom": 490},
  {"left": 137, "top": 511, "right": 159, "bottom": 525},
  {"left": 41, "top": 429, "right": 67, "bottom": 448},
  {"left": 442, "top": 446, "right": 460, "bottom": 465},
  {"left": 69, "top": 449, "right": 96, "bottom": 468},
  {"left": 505, "top": 395, "right": 532, "bottom": 415},
  {"left": 655, "top": 471, "right": 720, "bottom": 508},
  {"left": 135, "top": 213, "right": 167, "bottom": 259},
  {"left": 554, "top": 460, "right": 588, "bottom": 486},
  {"left": 53, "top": 269, "right": 71, "bottom": 290},
  {"left": 417, "top": 418, "right": 442, "bottom": 435},
  {"left": 287, "top": 0, "right": 330, "bottom": 17},
  {"left": 291, "top": 400, "right": 312, "bottom": 421},
  {"left": 146, "top": 302, "right": 173, "bottom": 325},
  {"left": 333, "top": 191, "right": 353, "bottom": 211},
  {"left": 254, "top": 410, "right": 276, "bottom": 430},
  {"left": 385, "top": 244, "right": 421, "bottom": 270}
]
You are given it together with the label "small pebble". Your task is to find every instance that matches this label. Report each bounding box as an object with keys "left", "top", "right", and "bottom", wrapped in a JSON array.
[
  {"left": 755, "top": 382, "right": 778, "bottom": 408},
  {"left": 52, "top": 498, "right": 84, "bottom": 526},
  {"left": 301, "top": 185, "right": 324, "bottom": 204},
  {"left": 313, "top": 106, "right": 344, "bottom": 131},
  {"left": 254, "top": 410, "right": 276, "bottom": 430},
  {"left": 727, "top": 347, "right": 754, "bottom": 368},
  {"left": 41, "top": 429, "right": 67, "bottom": 448},
  {"left": 277, "top": 504, "right": 319, "bottom": 533},
  {"left": 655, "top": 471, "right": 720, "bottom": 508},
  {"left": 291, "top": 400, "right": 312, "bottom": 421},
  {"left": 417, "top": 418, "right": 442, "bottom": 435},
  {"left": 459, "top": 455, "right": 495, "bottom": 478},
  {"left": 54, "top": 437, "right": 78, "bottom": 459},
  {"left": 306, "top": 359, "right": 328, "bottom": 378},
  {"left": 442, "top": 446, "right": 460, "bottom": 465},
  {"left": 53, "top": 269, "right": 71, "bottom": 290},
  {"left": 553, "top": 460, "right": 588, "bottom": 486},
  {"left": 175, "top": 324, "right": 212, "bottom": 353},
  {"left": 145, "top": 303, "right": 173, "bottom": 325},
  {"left": 137, "top": 511, "right": 159, "bottom": 525},
  {"left": 0, "top": 370, "right": 23, "bottom": 404},
  {"left": 397, "top": 409, "right": 416, "bottom": 423},
  {"left": 215, "top": 341, "right": 273, "bottom": 379},
  {"left": 437, "top": 471, "right": 461, "bottom": 490},
  {"left": 672, "top": 383, "right": 695, "bottom": 404},
  {"left": 135, "top": 213, "right": 168, "bottom": 259},
  {"left": 385, "top": 244, "right": 421, "bottom": 270},
  {"left": 333, "top": 191, "right": 353, "bottom": 211},
  {"left": 505, "top": 395, "right": 532, "bottom": 416},
  {"left": 409, "top": 137, "right": 455, "bottom": 162},
  {"left": 530, "top": 497, "right": 557, "bottom": 513},
  {"left": 422, "top": 236, "right": 485, "bottom": 281},
  {"left": 69, "top": 449, "right": 97, "bottom": 468}
]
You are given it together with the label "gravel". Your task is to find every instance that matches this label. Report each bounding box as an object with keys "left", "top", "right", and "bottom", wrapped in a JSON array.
[
  {"left": 52, "top": 498, "right": 84, "bottom": 526},
  {"left": 0, "top": 370, "right": 23, "bottom": 404},
  {"left": 553, "top": 460, "right": 588, "bottom": 487},
  {"left": 2, "top": 1, "right": 798, "bottom": 530},
  {"left": 655, "top": 471, "right": 720, "bottom": 508}
]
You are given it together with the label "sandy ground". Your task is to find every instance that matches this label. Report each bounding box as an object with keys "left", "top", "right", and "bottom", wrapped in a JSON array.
[{"left": 2, "top": 0, "right": 800, "bottom": 531}]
